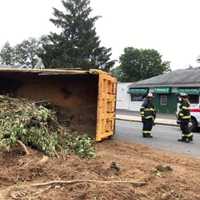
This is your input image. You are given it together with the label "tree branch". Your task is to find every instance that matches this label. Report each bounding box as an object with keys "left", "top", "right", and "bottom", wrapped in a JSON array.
[
  {"left": 17, "top": 140, "right": 29, "bottom": 155},
  {"left": 31, "top": 180, "right": 146, "bottom": 187}
]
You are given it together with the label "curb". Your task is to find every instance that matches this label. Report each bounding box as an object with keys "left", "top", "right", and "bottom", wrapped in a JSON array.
[{"left": 116, "top": 117, "right": 178, "bottom": 127}]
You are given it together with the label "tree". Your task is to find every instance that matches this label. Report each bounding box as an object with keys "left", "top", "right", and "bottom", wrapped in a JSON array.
[
  {"left": 111, "top": 66, "right": 125, "bottom": 82},
  {"left": 39, "top": 0, "right": 114, "bottom": 71},
  {"left": 0, "top": 42, "right": 15, "bottom": 65},
  {"left": 114, "top": 47, "right": 170, "bottom": 82},
  {"left": 14, "top": 38, "right": 41, "bottom": 68},
  {"left": 0, "top": 38, "right": 44, "bottom": 68}
]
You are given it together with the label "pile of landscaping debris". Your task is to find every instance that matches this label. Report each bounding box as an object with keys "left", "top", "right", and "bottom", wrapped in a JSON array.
[{"left": 0, "top": 95, "right": 95, "bottom": 158}]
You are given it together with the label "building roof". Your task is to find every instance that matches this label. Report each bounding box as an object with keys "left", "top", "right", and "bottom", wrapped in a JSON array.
[{"left": 129, "top": 68, "right": 200, "bottom": 88}]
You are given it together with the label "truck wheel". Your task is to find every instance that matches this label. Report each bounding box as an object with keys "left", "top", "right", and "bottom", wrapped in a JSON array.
[{"left": 189, "top": 117, "right": 198, "bottom": 132}]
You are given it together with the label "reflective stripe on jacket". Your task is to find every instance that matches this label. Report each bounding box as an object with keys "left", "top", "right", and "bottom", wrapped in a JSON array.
[
  {"left": 140, "top": 101, "right": 156, "bottom": 120},
  {"left": 178, "top": 100, "right": 191, "bottom": 120}
]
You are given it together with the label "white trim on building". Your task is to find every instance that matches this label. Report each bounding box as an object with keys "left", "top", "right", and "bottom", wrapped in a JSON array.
[
  {"left": 116, "top": 82, "right": 143, "bottom": 111},
  {"left": 116, "top": 83, "right": 131, "bottom": 110},
  {"left": 129, "top": 99, "right": 143, "bottom": 112}
]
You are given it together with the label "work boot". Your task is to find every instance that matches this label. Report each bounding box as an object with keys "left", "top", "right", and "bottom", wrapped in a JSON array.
[
  {"left": 147, "top": 134, "right": 153, "bottom": 138},
  {"left": 143, "top": 133, "right": 153, "bottom": 138},
  {"left": 142, "top": 133, "right": 147, "bottom": 138},
  {"left": 185, "top": 138, "right": 190, "bottom": 143},
  {"left": 178, "top": 137, "right": 186, "bottom": 142},
  {"left": 178, "top": 137, "right": 192, "bottom": 143}
]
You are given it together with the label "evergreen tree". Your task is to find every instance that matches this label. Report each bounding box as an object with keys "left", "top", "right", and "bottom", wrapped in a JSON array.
[
  {"left": 0, "top": 42, "right": 14, "bottom": 65},
  {"left": 40, "top": 0, "right": 114, "bottom": 71}
]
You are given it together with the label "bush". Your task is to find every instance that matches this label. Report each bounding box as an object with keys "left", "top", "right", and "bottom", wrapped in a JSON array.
[{"left": 60, "top": 134, "right": 96, "bottom": 158}]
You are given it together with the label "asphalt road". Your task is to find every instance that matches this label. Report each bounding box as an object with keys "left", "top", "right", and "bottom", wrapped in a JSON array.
[{"left": 115, "top": 120, "right": 200, "bottom": 158}]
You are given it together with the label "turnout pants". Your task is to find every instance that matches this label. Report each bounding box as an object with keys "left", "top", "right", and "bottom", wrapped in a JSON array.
[
  {"left": 142, "top": 118, "right": 153, "bottom": 137},
  {"left": 180, "top": 119, "right": 193, "bottom": 141}
]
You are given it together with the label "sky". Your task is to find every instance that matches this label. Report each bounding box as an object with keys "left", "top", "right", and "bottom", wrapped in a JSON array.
[{"left": 0, "top": 0, "right": 200, "bottom": 70}]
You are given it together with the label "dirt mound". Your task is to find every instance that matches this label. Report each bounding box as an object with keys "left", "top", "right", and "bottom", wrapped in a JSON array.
[{"left": 1, "top": 140, "right": 200, "bottom": 200}]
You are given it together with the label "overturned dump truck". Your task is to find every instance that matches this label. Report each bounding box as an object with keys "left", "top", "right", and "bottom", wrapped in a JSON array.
[{"left": 0, "top": 68, "right": 117, "bottom": 141}]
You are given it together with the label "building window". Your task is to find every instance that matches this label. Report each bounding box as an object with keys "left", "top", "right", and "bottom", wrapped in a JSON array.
[
  {"left": 130, "top": 94, "right": 144, "bottom": 102},
  {"left": 160, "top": 95, "right": 168, "bottom": 105},
  {"left": 189, "top": 95, "right": 199, "bottom": 104}
]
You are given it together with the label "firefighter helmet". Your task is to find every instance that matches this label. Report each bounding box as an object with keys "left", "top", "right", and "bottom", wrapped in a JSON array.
[
  {"left": 146, "top": 92, "right": 153, "bottom": 98},
  {"left": 179, "top": 93, "right": 188, "bottom": 97}
]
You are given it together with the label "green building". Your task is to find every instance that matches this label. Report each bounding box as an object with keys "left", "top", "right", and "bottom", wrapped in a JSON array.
[{"left": 128, "top": 68, "right": 200, "bottom": 114}]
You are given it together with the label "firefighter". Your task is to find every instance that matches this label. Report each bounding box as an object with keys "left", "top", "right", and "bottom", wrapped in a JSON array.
[
  {"left": 177, "top": 93, "right": 193, "bottom": 143},
  {"left": 140, "top": 93, "right": 156, "bottom": 138}
]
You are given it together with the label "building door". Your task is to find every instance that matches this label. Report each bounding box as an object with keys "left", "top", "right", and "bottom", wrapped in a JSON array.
[{"left": 154, "top": 94, "right": 177, "bottom": 114}]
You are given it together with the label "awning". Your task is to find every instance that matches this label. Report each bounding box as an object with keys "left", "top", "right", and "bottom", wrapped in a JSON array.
[
  {"left": 172, "top": 88, "right": 200, "bottom": 95},
  {"left": 128, "top": 88, "right": 148, "bottom": 94},
  {"left": 150, "top": 87, "right": 171, "bottom": 94}
]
